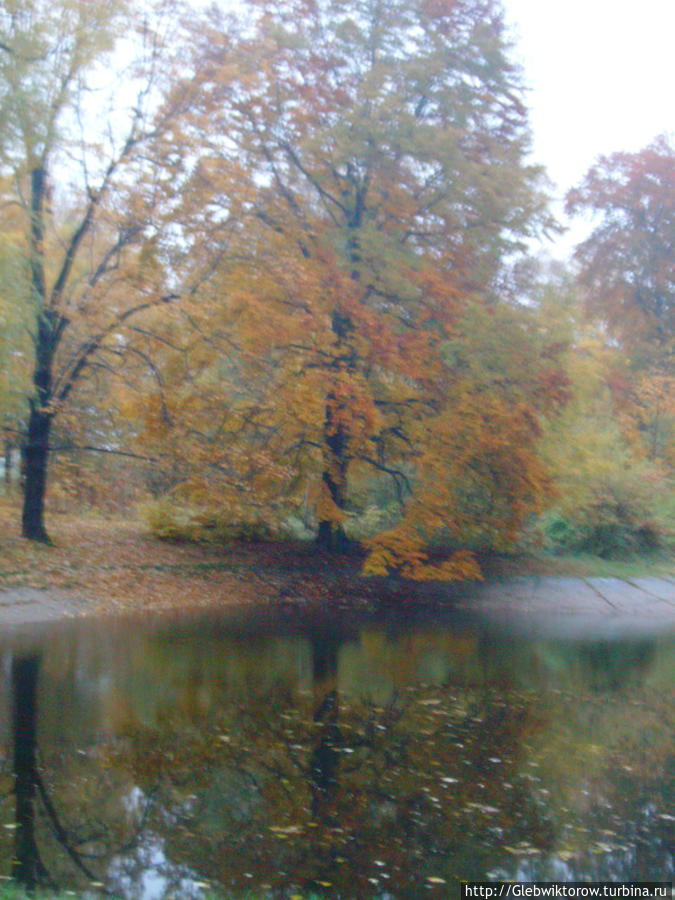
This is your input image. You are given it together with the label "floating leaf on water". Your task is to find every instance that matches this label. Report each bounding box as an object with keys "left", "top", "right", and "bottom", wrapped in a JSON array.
[
  {"left": 466, "top": 802, "right": 500, "bottom": 814},
  {"left": 503, "top": 844, "right": 539, "bottom": 855},
  {"left": 269, "top": 825, "right": 302, "bottom": 836}
]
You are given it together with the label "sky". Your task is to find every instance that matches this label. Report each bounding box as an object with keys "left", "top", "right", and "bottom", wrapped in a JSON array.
[{"left": 501, "top": 0, "right": 675, "bottom": 257}]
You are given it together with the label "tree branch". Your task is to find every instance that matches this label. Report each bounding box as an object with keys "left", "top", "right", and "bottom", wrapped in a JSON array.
[{"left": 48, "top": 444, "right": 157, "bottom": 462}]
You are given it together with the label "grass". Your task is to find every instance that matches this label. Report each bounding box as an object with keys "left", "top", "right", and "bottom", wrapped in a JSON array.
[{"left": 485, "top": 549, "right": 675, "bottom": 580}]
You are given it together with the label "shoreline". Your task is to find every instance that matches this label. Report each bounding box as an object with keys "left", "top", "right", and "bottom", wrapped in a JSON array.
[
  {"left": 2, "top": 573, "right": 674, "bottom": 638},
  {"left": 1, "top": 507, "right": 674, "bottom": 637}
]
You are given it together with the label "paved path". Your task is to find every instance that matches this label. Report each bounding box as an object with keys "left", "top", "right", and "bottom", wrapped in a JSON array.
[
  {"left": 0, "top": 587, "right": 89, "bottom": 629},
  {"left": 1, "top": 576, "right": 674, "bottom": 638},
  {"left": 456, "top": 575, "right": 675, "bottom": 639}
]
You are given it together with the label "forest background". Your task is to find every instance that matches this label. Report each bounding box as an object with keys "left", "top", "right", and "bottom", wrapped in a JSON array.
[{"left": 1, "top": 0, "right": 673, "bottom": 587}]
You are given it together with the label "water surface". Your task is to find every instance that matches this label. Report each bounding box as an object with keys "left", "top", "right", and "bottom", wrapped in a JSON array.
[{"left": 1, "top": 600, "right": 673, "bottom": 897}]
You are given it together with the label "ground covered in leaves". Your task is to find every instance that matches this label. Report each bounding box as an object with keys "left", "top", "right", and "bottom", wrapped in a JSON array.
[
  {"left": 1, "top": 498, "right": 673, "bottom": 619},
  {"left": 0, "top": 499, "right": 386, "bottom": 616}
]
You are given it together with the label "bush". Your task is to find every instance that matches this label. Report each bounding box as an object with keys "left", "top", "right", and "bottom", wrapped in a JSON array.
[
  {"left": 141, "top": 498, "right": 280, "bottom": 543},
  {"left": 542, "top": 466, "right": 669, "bottom": 558}
]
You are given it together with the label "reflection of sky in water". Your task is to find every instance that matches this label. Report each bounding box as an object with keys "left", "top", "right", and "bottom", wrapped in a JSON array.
[{"left": 0, "top": 606, "right": 673, "bottom": 897}]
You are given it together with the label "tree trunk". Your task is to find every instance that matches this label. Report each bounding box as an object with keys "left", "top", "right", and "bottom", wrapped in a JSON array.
[
  {"left": 4, "top": 435, "right": 11, "bottom": 489},
  {"left": 316, "top": 405, "right": 350, "bottom": 553},
  {"left": 21, "top": 407, "right": 52, "bottom": 543},
  {"left": 316, "top": 464, "right": 348, "bottom": 552},
  {"left": 22, "top": 165, "right": 55, "bottom": 543},
  {"left": 316, "top": 307, "right": 353, "bottom": 553}
]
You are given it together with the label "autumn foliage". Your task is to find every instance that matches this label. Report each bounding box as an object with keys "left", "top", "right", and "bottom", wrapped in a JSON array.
[
  {"left": 3, "top": 0, "right": 670, "bottom": 580},
  {"left": 115, "top": 0, "right": 568, "bottom": 579}
]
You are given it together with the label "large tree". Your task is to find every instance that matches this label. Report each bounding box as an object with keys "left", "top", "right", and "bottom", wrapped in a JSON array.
[
  {"left": 164, "top": 0, "right": 562, "bottom": 575},
  {"left": 0, "top": 0, "right": 197, "bottom": 541},
  {"left": 566, "top": 137, "right": 674, "bottom": 467},
  {"left": 565, "top": 136, "right": 674, "bottom": 354}
]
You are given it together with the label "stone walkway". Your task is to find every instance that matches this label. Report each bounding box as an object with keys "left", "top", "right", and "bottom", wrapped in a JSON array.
[
  {"left": 456, "top": 575, "right": 675, "bottom": 638},
  {"left": 0, "top": 587, "right": 89, "bottom": 628},
  {"left": 1, "top": 576, "right": 674, "bottom": 637}
]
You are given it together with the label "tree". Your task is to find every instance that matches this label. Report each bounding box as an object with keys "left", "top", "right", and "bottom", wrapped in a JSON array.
[
  {"left": 566, "top": 137, "right": 675, "bottom": 472},
  {"left": 0, "top": 0, "right": 196, "bottom": 541},
  {"left": 565, "top": 135, "right": 674, "bottom": 353},
  {"left": 160, "top": 0, "right": 563, "bottom": 576}
]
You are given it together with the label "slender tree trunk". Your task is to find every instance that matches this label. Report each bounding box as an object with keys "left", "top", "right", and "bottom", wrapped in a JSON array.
[
  {"left": 316, "top": 308, "right": 353, "bottom": 553},
  {"left": 21, "top": 407, "right": 52, "bottom": 543},
  {"left": 4, "top": 435, "right": 11, "bottom": 489},
  {"left": 22, "top": 165, "right": 55, "bottom": 543}
]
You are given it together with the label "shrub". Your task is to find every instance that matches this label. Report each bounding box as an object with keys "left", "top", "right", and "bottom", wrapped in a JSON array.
[
  {"left": 141, "top": 498, "right": 280, "bottom": 543},
  {"left": 542, "top": 466, "right": 668, "bottom": 558}
]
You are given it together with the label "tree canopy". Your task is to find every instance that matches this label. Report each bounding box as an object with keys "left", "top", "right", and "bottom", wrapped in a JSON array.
[
  {"left": 0, "top": 0, "right": 199, "bottom": 540},
  {"left": 566, "top": 135, "right": 674, "bottom": 355},
  {"left": 6, "top": 0, "right": 669, "bottom": 575},
  {"left": 124, "top": 0, "right": 564, "bottom": 578}
]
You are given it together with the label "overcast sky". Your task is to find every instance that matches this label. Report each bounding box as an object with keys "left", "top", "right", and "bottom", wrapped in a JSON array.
[{"left": 501, "top": 0, "right": 675, "bottom": 256}]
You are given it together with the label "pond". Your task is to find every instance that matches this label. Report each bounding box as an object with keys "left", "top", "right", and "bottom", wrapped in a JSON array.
[{"left": 1, "top": 598, "right": 673, "bottom": 898}]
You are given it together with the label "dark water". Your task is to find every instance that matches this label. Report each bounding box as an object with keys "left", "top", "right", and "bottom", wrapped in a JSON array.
[{"left": 0, "top": 600, "right": 673, "bottom": 898}]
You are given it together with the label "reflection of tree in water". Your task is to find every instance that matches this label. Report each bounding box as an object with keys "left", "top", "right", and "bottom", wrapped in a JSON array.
[
  {"left": 309, "top": 633, "right": 341, "bottom": 820},
  {"left": 3, "top": 628, "right": 672, "bottom": 898},
  {"left": 576, "top": 641, "right": 655, "bottom": 693},
  {"left": 2, "top": 654, "right": 153, "bottom": 892},
  {"left": 11, "top": 656, "right": 45, "bottom": 888},
  {"left": 491, "top": 639, "right": 674, "bottom": 884},
  {"left": 107, "top": 637, "right": 552, "bottom": 898}
]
